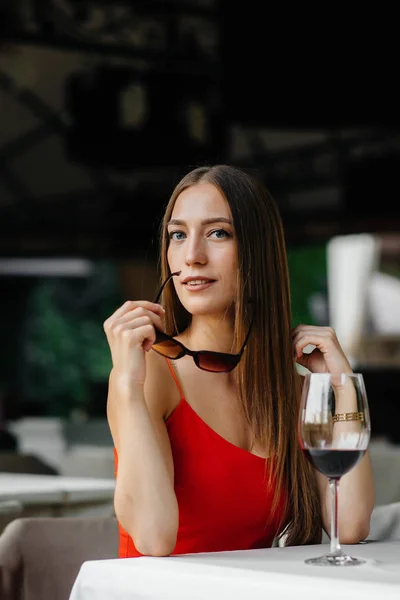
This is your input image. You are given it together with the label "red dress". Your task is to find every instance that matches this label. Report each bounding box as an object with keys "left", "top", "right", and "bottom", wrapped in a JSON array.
[{"left": 114, "top": 359, "right": 287, "bottom": 557}]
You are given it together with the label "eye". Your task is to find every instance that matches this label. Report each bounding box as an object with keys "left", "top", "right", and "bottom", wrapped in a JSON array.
[
  {"left": 168, "top": 230, "right": 186, "bottom": 241},
  {"left": 209, "top": 228, "right": 231, "bottom": 239}
]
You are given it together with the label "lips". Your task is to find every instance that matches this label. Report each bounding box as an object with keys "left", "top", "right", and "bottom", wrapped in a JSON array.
[
  {"left": 186, "top": 280, "right": 212, "bottom": 286},
  {"left": 182, "top": 277, "right": 215, "bottom": 286}
]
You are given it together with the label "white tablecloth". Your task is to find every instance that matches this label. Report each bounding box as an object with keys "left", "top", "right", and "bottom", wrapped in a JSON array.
[
  {"left": 69, "top": 540, "right": 400, "bottom": 600},
  {"left": 0, "top": 473, "right": 115, "bottom": 518}
]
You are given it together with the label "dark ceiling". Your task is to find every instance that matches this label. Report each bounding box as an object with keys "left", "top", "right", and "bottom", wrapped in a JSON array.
[{"left": 0, "top": 0, "right": 399, "bottom": 257}]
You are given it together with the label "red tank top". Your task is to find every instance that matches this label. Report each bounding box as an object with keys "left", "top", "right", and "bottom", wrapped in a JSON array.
[{"left": 114, "top": 359, "right": 287, "bottom": 558}]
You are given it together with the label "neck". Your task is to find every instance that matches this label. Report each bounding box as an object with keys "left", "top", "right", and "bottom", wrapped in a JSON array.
[{"left": 183, "top": 315, "right": 234, "bottom": 353}]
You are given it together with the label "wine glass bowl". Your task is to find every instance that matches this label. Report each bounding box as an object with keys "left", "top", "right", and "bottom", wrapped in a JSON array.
[{"left": 298, "top": 372, "right": 371, "bottom": 566}]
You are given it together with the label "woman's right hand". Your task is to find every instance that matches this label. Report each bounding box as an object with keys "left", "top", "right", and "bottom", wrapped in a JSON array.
[{"left": 103, "top": 300, "right": 165, "bottom": 388}]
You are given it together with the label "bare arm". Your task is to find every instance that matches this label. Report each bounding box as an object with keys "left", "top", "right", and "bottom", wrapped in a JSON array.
[
  {"left": 316, "top": 450, "right": 374, "bottom": 543},
  {"left": 104, "top": 301, "right": 179, "bottom": 556},
  {"left": 293, "top": 325, "right": 375, "bottom": 542}
]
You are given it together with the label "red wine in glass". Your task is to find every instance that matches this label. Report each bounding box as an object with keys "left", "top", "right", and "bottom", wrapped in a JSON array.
[
  {"left": 302, "top": 449, "right": 366, "bottom": 479},
  {"left": 298, "top": 372, "right": 371, "bottom": 566}
]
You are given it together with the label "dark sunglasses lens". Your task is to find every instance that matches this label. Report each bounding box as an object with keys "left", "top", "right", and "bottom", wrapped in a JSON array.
[
  {"left": 153, "top": 338, "right": 184, "bottom": 359},
  {"left": 197, "top": 353, "right": 239, "bottom": 373}
]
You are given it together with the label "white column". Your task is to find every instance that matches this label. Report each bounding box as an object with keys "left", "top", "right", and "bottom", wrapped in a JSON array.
[{"left": 327, "top": 233, "right": 381, "bottom": 365}]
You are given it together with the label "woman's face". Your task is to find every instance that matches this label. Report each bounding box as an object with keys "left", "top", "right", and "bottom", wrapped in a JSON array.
[{"left": 166, "top": 182, "right": 238, "bottom": 317}]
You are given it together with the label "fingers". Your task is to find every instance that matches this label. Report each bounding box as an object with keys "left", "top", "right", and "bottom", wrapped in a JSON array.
[
  {"left": 104, "top": 301, "right": 164, "bottom": 336},
  {"left": 291, "top": 325, "right": 338, "bottom": 358},
  {"left": 105, "top": 300, "right": 164, "bottom": 323},
  {"left": 103, "top": 301, "right": 166, "bottom": 362},
  {"left": 292, "top": 324, "right": 352, "bottom": 375}
]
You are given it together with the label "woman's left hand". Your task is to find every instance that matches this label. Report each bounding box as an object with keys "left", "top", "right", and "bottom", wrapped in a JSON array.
[{"left": 292, "top": 324, "right": 353, "bottom": 374}]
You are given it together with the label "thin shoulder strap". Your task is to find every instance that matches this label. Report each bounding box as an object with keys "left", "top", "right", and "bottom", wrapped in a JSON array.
[{"left": 165, "top": 358, "right": 184, "bottom": 400}]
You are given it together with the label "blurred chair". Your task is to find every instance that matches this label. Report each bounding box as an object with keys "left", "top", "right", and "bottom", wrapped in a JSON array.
[
  {"left": 0, "top": 515, "right": 119, "bottom": 600},
  {"left": 0, "top": 501, "right": 22, "bottom": 536},
  {"left": 369, "top": 442, "right": 400, "bottom": 506},
  {"left": 367, "top": 501, "right": 400, "bottom": 541},
  {"left": 320, "top": 501, "right": 400, "bottom": 544},
  {"left": 0, "top": 453, "right": 59, "bottom": 475}
]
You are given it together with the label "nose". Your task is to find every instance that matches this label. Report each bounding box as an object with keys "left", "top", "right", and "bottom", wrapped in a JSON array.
[{"left": 185, "top": 235, "right": 207, "bottom": 266}]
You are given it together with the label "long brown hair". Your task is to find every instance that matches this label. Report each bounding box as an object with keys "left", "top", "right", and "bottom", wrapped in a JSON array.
[{"left": 158, "top": 164, "right": 322, "bottom": 546}]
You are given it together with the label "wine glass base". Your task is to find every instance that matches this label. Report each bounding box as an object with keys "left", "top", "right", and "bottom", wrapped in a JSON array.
[{"left": 305, "top": 552, "right": 366, "bottom": 566}]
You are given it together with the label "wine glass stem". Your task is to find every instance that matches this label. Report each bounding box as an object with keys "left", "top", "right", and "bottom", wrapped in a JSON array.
[{"left": 329, "top": 477, "right": 342, "bottom": 555}]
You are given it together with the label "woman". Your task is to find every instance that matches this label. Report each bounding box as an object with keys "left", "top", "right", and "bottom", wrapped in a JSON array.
[{"left": 104, "top": 164, "right": 375, "bottom": 558}]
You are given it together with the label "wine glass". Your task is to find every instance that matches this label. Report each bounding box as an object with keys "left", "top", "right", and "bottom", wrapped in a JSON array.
[{"left": 298, "top": 372, "right": 371, "bottom": 566}]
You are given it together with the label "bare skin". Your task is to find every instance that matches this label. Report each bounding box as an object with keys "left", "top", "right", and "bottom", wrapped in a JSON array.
[
  {"left": 293, "top": 325, "right": 375, "bottom": 543},
  {"left": 104, "top": 183, "right": 374, "bottom": 555}
]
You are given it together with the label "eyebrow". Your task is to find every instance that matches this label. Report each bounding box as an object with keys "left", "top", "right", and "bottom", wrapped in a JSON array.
[{"left": 167, "top": 217, "right": 233, "bottom": 226}]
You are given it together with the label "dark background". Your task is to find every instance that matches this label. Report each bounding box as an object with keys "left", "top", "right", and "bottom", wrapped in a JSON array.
[
  {"left": 0, "top": 0, "right": 399, "bottom": 258},
  {"left": 0, "top": 0, "right": 399, "bottom": 440}
]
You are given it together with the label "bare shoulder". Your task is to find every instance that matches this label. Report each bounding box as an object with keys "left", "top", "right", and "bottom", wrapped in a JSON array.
[{"left": 144, "top": 349, "right": 180, "bottom": 420}]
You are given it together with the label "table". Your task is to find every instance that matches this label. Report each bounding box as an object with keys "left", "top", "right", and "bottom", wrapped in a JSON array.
[
  {"left": 69, "top": 540, "right": 400, "bottom": 600},
  {"left": 0, "top": 472, "right": 115, "bottom": 521}
]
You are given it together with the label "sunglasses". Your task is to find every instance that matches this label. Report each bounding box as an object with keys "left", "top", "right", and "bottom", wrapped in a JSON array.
[{"left": 151, "top": 271, "right": 253, "bottom": 373}]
